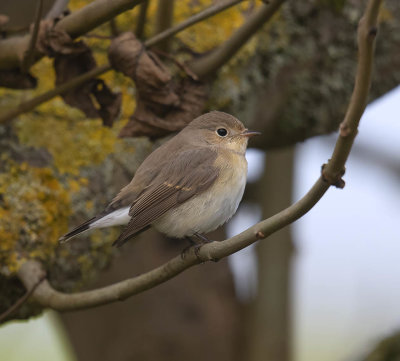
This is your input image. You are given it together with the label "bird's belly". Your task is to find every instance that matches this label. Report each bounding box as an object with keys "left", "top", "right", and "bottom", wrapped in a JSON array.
[{"left": 152, "top": 169, "right": 247, "bottom": 238}]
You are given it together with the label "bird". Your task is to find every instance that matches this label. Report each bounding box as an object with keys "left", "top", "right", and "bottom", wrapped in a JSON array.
[{"left": 59, "top": 111, "right": 260, "bottom": 248}]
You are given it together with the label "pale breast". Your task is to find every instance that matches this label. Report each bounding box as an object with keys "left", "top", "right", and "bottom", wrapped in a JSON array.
[{"left": 153, "top": 151, "right": 248, "bottom": 238}]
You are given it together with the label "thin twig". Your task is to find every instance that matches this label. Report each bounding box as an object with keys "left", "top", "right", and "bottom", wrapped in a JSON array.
[
  {"left": 21, "top": 0, "right": 44, "bottom": 73},
  {"left": 83, "top": 33, "right": 114, "bottom": 40},
  {"left": 189, "top": 0, "right": 286, "bottom": 79},
  {"left": 135, "top": 0, "right": 149, "bottom": 39},
  {"left": 145, "top": 0, "right": 243, "bottom": 48},
  {"left": 0, "top": 0, "right": 145, "bottom": 70},
  {"left": 0, "top": 0, "right": 244, "bottom": 124},
  {"left": 154, "top": 0, "right": 175, "bottom": 52},
  {"left": 0, "top": 65, "right": 111, "bottom": 124},
  {"left": 0, "top": 274, "right": 46, "bottom": 323},
  {"left": 16, "top": 0, "right": 382, "bottom": 313}
]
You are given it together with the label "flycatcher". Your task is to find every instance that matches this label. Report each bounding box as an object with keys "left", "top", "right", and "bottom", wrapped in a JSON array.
[{"left": 59, "top": 111, "right": 260, "bottom": 247}]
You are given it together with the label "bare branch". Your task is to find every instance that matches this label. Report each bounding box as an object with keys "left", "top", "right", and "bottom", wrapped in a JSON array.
[
  {"left": 16, "top": 0, "right": 382, "bottom": 313},
  {"left": 153, "top": 0, "right": 175, "bottom": 52},
  {"left": 0, "top": 274, "right": 46, "bottom": 324},
  {"left": 0, "top": 65, "right": 111, "bottom": 124},
  {"left": 0, "top": 0, "right": 244, "bottom": 124},
  {"left": 145, "top": 0, "right": 244, "bottom": 48},
  {"left": 189, "top": 0, "right": 286, "bottom": 79},
  {"left": 21, "top": 0, "right": 44, "bottom": 73},
  {"left": 0, "top": 0, "right": 145, "bottom": 70},
  {"left": 322, "top": 0, "right": 382, "bottom": 185},
  {"left": 135, "top": 0, "right": 149, "bottom": 39}
]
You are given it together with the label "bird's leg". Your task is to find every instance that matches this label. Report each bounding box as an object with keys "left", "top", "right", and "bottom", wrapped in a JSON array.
[
  {"left": 181, "top": 236, "right": 198, "bottom": 259},
  {"left": 185, "top": 236, "right": 197, "bottom": 246},
  {"left": 193, "top": 232, "right": 213, "bottom": 243},
  {"left": 181, "top": 234, "right": 213, "bottom": 260}
]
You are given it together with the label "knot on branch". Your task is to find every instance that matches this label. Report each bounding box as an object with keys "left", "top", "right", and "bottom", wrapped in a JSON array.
[
  {"left": 255, "top": 231, "right": 266, "bottom": 240},
  {"left": 108, "top": 32, "right": 207, "bottom": 139},
  {"left": 339, "top": 122, "right": 358, "bottom": 138},
  {"left": 321, "top": 163, "right": 346, "bottom": 189}
]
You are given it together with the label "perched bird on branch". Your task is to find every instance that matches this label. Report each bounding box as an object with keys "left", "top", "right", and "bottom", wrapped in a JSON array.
[{"left": 59, "top": 111, "right": 260, "bottom": 247}]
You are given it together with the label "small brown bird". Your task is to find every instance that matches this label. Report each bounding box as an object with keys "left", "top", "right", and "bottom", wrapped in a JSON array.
[{"left": 59, "top": 111, "right": 260, "bottom": 247}]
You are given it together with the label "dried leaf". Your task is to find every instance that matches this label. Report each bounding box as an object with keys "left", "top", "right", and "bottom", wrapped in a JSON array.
[
  {"left": 92, "top": 80, "right": 122, "bottom": 127},
  {"left": 119, "top": 79, "right": 206, "bottom": 139},
  {"left": 108, "top": 32, "right": 207, "bottom": 138},
  {"left": 45, "top": 29, "right": 121, "bottom": 127},
  {"left": 0, "top": 69, "right": 37, "bottom": 89}
]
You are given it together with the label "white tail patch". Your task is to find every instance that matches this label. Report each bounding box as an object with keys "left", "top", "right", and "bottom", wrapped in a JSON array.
[{"left": 90, "top": 207, "right": 131, "bottom": 229}]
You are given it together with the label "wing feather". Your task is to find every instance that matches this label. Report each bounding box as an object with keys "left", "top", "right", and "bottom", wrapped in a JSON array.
[{"left": 113, "top": 148, "right": 218, "bottom": 247}]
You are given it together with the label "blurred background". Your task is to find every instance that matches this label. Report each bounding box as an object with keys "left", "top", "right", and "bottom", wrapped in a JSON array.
[{"left": 1, "top": 1, "right": 399, "bottom": 361}]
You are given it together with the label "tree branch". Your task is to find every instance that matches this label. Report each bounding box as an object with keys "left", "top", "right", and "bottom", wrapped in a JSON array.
[
  {"left": 153, "top": 0, "right": 175, "bottom": 52},
  {"left": 21, "top": 0, "right": 44, "bottom": 73},
  {"left": 322, "top": 0, "right": 382, "bottom": 184},
  {"left": 189, "top": 0, "right": 286, "bottom": 79},
  {"left": 16, "top": 0, "right": 383, "bottom": 313},
  {"left": 144, "top": 0, "right": 244, "bottom": 48},
  {"left": 0, "top": 274, "right": 46, "bottom": 323},
  {"left": 0, "top": 0, "right": 145, "bottom": 70},
  {"left": 0, "top": 0, "right": 245, "bottom": 124},
  {"left": 135, "top": 0, "right": 149, "bottom": 39},
  {"left": 0, "top": 65, "right": 111, "bottom": 124}
]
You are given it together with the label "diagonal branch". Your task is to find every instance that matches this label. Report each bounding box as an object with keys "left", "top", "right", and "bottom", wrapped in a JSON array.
[
  {"left": 0, "top": 0, "right": 145, "bottom": 70},
  {"left": 146, "top": 0, "right": 244, "bottom": 48},
  {"left": 0, "top": 65, "right": 110, "bottom": 124},
  {"left": 0, "top": 273, "right": 46, "bottom": 323},
  {"left": 16, "top": 0, "right": 383, "bottom": 313},
  {"left": 0, "top": 0, "right": 245, "bottom": 124},
  {"left": 189, "top": 0, "right": 286, "bottom": 79},
  {"left": 135, "top": 0, "right": 149, "bottom": 38},
  {"left": 21, "top": 0, "right": 44, "bottom": 73},
  {"left": 153, "top": 0, "right": 175, "bottom": 52}
]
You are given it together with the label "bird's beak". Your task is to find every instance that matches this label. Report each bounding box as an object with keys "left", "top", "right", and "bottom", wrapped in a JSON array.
[{"left": 240, "top": 129, "right": 262, "bottom": 137}]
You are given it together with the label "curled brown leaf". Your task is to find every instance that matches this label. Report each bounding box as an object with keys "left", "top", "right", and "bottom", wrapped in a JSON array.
[{"left": 109, "top": 32, "right": 207, "bottom": 138}]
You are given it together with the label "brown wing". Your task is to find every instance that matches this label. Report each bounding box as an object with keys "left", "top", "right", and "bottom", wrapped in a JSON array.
[{"left": 113, "top": 148, "right": 218, "bottom": 247}]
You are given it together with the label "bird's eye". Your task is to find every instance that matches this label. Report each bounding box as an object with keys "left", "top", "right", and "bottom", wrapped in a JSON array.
[{"left": 217, "top": 128, "right": 228, "bottom": 137}]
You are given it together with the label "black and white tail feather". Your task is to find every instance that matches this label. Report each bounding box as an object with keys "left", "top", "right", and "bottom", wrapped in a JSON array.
[{"left": 58, "top": 207, "right": 134, "bottom": 246}]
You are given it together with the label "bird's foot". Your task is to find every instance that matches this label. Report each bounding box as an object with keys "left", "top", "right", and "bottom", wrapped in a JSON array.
[{"left": 180, "top": 234, "right": 215, "bottom": 261}]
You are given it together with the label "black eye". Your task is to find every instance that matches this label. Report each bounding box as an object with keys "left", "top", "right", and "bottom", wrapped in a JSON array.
[{"left": 217, "top": 128, "right": 228, "bottom": 137}]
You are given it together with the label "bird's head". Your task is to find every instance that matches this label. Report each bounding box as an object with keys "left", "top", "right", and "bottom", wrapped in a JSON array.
[{"left": 184, "top": 111, "right": 260, "bottom": 155}]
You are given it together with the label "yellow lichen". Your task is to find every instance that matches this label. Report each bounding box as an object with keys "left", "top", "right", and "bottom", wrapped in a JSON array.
[
  {"left": 0, "top": 159, "right": 70, "bottom": 274},
  {"left": 15, "top": 115, "right": 119, "bottom": 175}
]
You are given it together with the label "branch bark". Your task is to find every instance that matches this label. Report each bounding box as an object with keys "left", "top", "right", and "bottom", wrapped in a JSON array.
[
  {"left": 0, "top": 0, "right": 145, "bottom": 70},
  {"left": 135, "top": 0, "right": 149, "bottom": 39},
  {"left": 0, "top": 0, "right": 245, "bottom": 124},
  {"left": 16, "top": 0, "right": 382, "bottom": 313},
  {"left": 153, "top": 0, "right": 174, "bottom": 52},
  {"left": 21, "top": 0, "right": 44, "bottom": 73},
  {"left": 188, "top": 0, "right": 286, "bottom": 79}
]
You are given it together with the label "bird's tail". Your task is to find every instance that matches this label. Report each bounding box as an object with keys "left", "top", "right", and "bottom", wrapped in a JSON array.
[{"left": 58, "top": 217, "right": 96, "bottom": 244}]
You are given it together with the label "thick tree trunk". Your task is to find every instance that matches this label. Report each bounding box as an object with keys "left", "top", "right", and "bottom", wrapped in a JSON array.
[
  {"left": 245, "top": 147, "right": 295, "bottom": 361},
  {"left": 60, "top": 228, "right": 245, "bottom": 361}
]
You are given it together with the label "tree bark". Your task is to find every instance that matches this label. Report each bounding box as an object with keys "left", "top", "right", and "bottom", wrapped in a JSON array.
[
  {"left": 245, "top": 147, "right": 295, "bottom": 361},
  {"left": 60, "top": 228, "right": 245, "bottom": 361}
]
